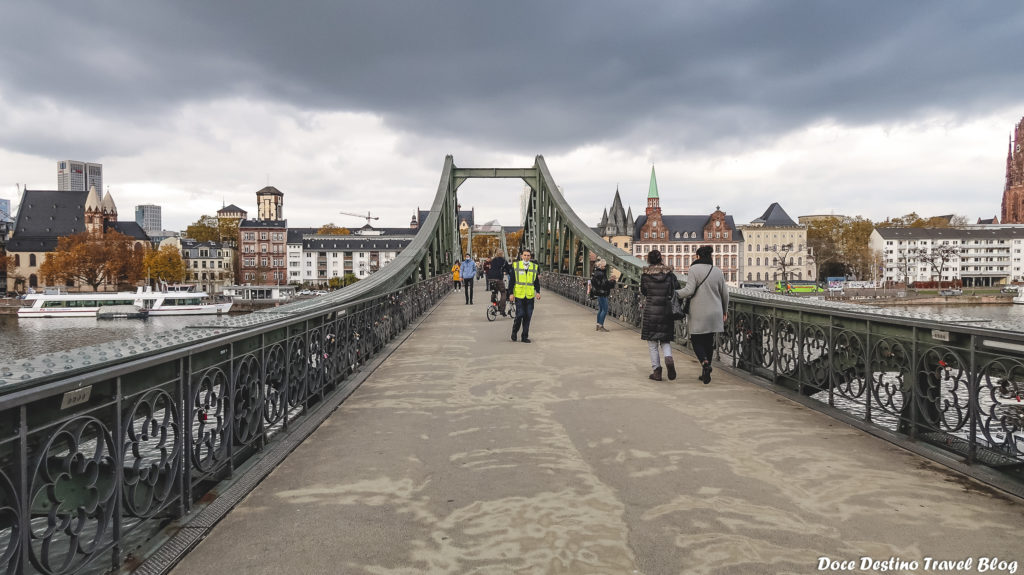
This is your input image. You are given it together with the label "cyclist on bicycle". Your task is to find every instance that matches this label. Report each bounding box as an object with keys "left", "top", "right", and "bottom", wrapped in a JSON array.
[{"left": 485, "top": 249, "right": 512, "bottom": 316}]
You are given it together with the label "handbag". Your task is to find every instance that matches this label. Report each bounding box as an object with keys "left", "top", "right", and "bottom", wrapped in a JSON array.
[{"left": 672, "top": 267, "right": 712, "bottom": 321}]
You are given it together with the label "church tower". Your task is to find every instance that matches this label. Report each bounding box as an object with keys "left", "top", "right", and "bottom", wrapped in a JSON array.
[
  {"left": 640, "top": 166, "right": 666, "bottom": 243},
  {"left": 1001, "top": 117, "right": 1024, "bottom": 223},
  {"left": 84, "top": 185, "right": 104, "bottom": 234}
]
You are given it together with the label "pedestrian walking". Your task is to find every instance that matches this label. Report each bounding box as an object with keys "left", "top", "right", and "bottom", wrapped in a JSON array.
[
  {"left": 640, "top": 249, "right": 679, "bottom": 381},
  {"left": 451, "top": 262, "right": 461, "bottom": 291},
  {"left": 509, "top": 249, "right": 541, "bottom": 343},
  {"left": 460, "top": 255, "right": 477, "bottom": 304},
  {"left": 588, "top": 259, "right": 617, "bottom": 332},
  {"left": 674, "top": 245, "right": 729, "bottom": 384},
  {"left": 486, "top": 250, "right": 511, "bottom": 316}
]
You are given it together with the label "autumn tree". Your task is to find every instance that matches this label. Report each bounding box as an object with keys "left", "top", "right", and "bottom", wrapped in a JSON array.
[
  {"left": 39, "top": 231, "right": 145, "bottom": 291},
  {"left": 3, "top": 253, "right": 21, "bottom": 290},
  {"left": 806, "top": 217, "right": 845, "bottom": 279},
  {"left": 185, "top": 215, "right": 220, "bottom": 242},
  {"left": 107, "top": 235, "right": 146, "bottom": 289},
  {"left": 842, "top": 217, "right": 877, "bottom": 279},
  {"left": 144, "top": 245, "right": 186, "bottom": 283},
  {"left": 40, "top": 232, "right": 111, "bottom": 291},
  {"left": 505, "top": 230, "right": 524, "bottom": 259},
  {"left": 472, "top": 234, "right": 502, "bottom": 257},
  {"left": 317, "top": 223, "right": 350, "bottom": 235}
]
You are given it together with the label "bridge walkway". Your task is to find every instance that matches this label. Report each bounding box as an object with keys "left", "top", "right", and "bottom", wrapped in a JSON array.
[{"left": 172, "top": 291, "right": 1024, "bottom": 574}]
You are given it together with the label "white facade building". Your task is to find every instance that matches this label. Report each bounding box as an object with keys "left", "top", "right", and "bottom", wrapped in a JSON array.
[
  {"left": 286, "top": 226, "right": 416, "bottom": 286},
  {"left": 870, "top": 226, "right": 1024, "bottom": 287}
]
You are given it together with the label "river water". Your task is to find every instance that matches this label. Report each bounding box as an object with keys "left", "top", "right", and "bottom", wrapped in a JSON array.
[
  {"left": 1, "top": 302, "right": 1021, "bottom": 364},
  {"left": 0, "top": 315, "right": 226, "bottom": 363}
]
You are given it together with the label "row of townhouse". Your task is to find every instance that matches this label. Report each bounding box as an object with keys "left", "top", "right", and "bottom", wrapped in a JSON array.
[
  {"left": 623, "top": 197, "right": 815, "bottom": 285},
  {"left": 869, "top": 225, "right": 1024, "bottom": 286},
  {"left": 159, "top": 237, "right": 235, "bottom": 294},
  {"left": 285, "top": 226, "right": 416, "bottom": 286}
]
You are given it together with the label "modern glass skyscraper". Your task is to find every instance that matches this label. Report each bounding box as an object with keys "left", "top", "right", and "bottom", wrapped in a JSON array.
[
  {"left": 0, "top": 198, "right": 11, "bottom": 223},
  {"left": 135, "top": 204, "right": 162, "bottom": 235},
  {"left": 57, "top": 161, "right": 103, "bottom": 198}
]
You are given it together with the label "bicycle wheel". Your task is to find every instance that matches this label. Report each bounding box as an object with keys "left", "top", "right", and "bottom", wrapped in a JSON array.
[{"left": 486, "top": 306, "right": 497, "bottom": 321}]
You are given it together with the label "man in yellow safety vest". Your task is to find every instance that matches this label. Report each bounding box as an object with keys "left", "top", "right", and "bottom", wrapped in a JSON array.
[{"left": 508, "top": 249, "right": 541, "bottom": 343}]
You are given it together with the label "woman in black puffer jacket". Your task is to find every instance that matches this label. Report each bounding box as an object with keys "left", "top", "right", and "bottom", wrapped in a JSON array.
[{"left": 640, "top": 249, "right": 679, "bottom": 381}]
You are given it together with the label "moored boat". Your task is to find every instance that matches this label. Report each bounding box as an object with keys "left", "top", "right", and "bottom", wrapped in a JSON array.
[{"left": 18, "top": 286, "right": 232, "bottom": 318}]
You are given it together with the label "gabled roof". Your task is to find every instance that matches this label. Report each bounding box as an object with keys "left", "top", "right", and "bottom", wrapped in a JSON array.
[
  {"left": 239, "top": 219, "right": 287, "bottom": 229},
  {"left": 256, "top": 186, "right": 283, "bottom": 196},
  {"left": 750, "top": 203, "right": 799, "bottom": 227},
  {"left": 7, "top": 190, "right": 89, "bottom": 252},
  {"left": 634, "top": 214, "right": 743, "bottom": 242},
  {"left": 873, "top": 227, "right": 1024, "bottom": 240},
  {"left": 302, "top": 237, "right": 413, "bottom": 251},
  {"left": 287, "top": 227, "right": 318, "bottom": 243},
  {"left": 106, "top": 221, "right": 149, "bottom": 241},
  {"left": 217, "top": 204, "right": 247, "bottom": 215}
]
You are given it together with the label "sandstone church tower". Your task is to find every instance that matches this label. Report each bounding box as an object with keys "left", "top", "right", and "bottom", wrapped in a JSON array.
[{"left": 1001, "top": 117, "right": 1024, "bottom": 223}]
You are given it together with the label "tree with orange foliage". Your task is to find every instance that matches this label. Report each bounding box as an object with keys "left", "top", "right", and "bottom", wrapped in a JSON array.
[{"left": 40, "top": 231, "right": 145, "bottom": 291}]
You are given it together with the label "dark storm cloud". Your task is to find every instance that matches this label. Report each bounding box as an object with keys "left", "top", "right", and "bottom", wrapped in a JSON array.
[{"left": 2, "top": 1, "right": 1023, "bottom": 154}]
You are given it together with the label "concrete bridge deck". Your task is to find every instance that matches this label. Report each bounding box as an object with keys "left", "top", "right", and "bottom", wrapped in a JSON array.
[{"left": 172, "top": 292, "right": 1024, "bottom": 575}]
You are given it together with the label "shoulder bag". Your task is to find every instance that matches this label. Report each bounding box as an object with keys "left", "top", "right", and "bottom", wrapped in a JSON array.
[{"left": 672, "top": 267, "right": 713, "bottom": 320}]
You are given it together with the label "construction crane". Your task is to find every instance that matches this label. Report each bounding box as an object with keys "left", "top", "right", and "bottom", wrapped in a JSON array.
[{"left": 339, "top": 211, "right": 379, "bottom": 226}]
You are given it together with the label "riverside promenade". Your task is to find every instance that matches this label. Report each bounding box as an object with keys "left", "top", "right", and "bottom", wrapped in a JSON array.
[{"left": 172, "top": 292, "right": 1024, "bottom": 575}]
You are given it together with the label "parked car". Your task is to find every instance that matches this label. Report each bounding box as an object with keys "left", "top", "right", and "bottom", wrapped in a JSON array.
[
  {"left": 938, "top": 289, "right": 963, "bottom": 296},
  {"left": 1001, "top": 286, "right": 1019, "bottom": 294}
]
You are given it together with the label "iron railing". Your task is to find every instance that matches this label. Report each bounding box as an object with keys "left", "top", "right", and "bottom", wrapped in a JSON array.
[
  {"left": 543, "top": 271, "right": 1024, "bottom": 479},
  {"left": 0, "top": 276, "right": 450, "bottom": 575}
]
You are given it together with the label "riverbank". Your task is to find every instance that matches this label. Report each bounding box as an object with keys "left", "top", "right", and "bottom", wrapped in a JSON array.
[{"left": 838, "top": 294, "right": 1014, "bottom": 306}]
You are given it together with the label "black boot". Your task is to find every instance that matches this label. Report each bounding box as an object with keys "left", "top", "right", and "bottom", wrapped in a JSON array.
[
  {"left": 700, "top": 361, "right": 712, "bottom": 384},
  {"left": 649, "top": 367, "right": 663, "bottom": 381},
  {"left": 665, "top": 357, "right": 676, "bottom": 380}
]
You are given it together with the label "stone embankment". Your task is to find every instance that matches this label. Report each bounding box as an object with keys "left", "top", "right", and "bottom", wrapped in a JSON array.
[{"left": 828, "top": 291, "right": 1012, "bottom": 307}]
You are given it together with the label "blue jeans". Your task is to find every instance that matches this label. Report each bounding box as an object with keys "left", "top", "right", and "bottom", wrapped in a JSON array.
[{"left": 597, "top": 296, "right": 609, "bottom": 325}]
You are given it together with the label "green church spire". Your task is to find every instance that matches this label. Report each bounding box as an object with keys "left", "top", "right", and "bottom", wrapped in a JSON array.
[{"left": 647, "top": 166, "right": 659, "bottom": 199}]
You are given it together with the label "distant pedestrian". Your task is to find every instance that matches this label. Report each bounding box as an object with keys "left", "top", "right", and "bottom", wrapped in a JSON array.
[
  {"left": 640, "top": 250, "right": 679, "bottom": 381},
  {"left": 588, "top": 259, "right": 617, "bottom": 332},
  {"left": 509, "top": 248, "right": 541, "bottom": 343},
  {"left": 675, "top": 245, "right": 729, "bottom": 384},
  {"left": 460, "top": 255, "right": 477, "bottom": 304},
  {"left": 486, "top": 250, "right": 511, "bottom": 316},
  {"left": 451, "top": 262, "right": 461, "bottom": 291}
]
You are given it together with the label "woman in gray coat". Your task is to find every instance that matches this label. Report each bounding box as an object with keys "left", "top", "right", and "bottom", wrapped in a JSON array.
[{"left": 675, "top": 245, "right": 729, "bottom": 383}]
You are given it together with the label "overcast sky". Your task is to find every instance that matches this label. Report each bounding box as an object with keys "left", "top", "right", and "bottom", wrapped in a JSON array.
[{"left": 2, "top": 2, "right": 1023, "bottom": 232}]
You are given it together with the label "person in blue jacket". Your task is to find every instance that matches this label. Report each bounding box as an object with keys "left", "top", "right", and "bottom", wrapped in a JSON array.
[{"left": 459, "top": 254, "right": 477, "bottom": 304}]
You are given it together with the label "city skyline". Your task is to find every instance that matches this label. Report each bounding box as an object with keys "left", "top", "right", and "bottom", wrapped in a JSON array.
[{"left": 1, "top": 3, "right": 1023, "bottom": 231}]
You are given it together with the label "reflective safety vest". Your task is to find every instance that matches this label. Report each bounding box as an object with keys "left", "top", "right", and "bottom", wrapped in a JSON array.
[{"left": 512, "top": 261, "right": 538, "bottom": 299}]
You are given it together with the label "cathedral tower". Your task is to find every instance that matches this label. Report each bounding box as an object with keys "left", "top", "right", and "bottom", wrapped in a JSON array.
[{"left": 1001, "top": 117, "right": 1024, "bottom": 223}]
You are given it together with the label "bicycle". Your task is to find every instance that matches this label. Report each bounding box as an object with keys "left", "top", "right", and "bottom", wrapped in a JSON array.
[{"left": 486, "top": 282, "right": 516, "bottom": 321}]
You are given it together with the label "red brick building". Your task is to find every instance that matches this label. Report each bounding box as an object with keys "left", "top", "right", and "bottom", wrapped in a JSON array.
[
  {"left": 633, "top": 167, "right": 742, "bottom": 284},
  {"left": 239, "top": 187, "right": 287, "bottom": 284},
  {"left": 1001, "top": 116, "right": 1024, "bottom": 224}
]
